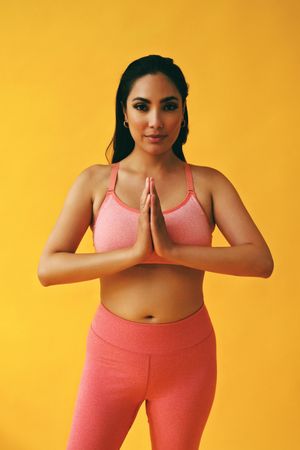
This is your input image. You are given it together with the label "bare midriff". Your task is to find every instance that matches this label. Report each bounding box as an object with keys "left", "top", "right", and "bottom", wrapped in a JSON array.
[
  {"left": 99, "top": 264, "right": 205, "bottom": 323},
  {"left": 91, "top": 161, "right": 213, "bottom": 324}
]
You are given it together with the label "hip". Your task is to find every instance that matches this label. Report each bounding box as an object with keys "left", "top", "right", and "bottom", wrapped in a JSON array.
[{"left": 90, "top": 300, "right": 216, "bottom": 355}]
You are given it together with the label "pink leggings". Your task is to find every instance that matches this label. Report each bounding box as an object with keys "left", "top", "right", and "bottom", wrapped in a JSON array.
[{"left": 66, "top": 301, "right": 217, "bottom": 450}]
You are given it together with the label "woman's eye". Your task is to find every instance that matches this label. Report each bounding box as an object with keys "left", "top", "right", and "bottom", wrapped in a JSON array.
[
  {"left": 134, "top": 104, "right": 147, "bottom": 111},
  {"left": 134, "top": 103, "right": 178, "bottom": 111},
  {"left": 165, "top": 103, "right": 178, "bottom": 110}
]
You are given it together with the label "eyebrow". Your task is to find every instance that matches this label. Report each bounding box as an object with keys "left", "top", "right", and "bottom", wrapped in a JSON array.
[{"left": 131, "top": 96, "right": 179, "bottom": 103}]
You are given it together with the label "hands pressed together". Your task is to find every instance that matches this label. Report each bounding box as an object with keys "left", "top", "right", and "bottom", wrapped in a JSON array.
[{"left": 134, "top": 176, "right": 174, "bottom": 261}]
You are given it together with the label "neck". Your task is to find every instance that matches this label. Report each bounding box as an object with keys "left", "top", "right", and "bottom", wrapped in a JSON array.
[{"left": 120, "top": 149, "right": 184, "bottom": 176}]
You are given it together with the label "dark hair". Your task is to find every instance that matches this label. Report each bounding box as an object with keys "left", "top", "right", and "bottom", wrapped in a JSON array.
[{"left": 105, "top": 54, "right": 190, "bottom": 164}]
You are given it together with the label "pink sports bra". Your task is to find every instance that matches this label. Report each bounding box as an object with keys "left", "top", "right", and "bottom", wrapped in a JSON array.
[{"left": 91, "top": 161, "right": 214, "bottom": 265}]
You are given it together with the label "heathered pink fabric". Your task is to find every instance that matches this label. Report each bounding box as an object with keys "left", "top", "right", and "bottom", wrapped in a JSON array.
[
  {"left": 92, "top": 162, "right": 213, "bottom": 264},
  {"left": 66, "top": 302, "right": 217, "bottom": 450}
]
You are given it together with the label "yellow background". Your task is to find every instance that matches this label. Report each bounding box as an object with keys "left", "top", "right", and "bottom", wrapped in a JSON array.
[{"left": 1, "top": 1, "right": 299, "bottom": 449}]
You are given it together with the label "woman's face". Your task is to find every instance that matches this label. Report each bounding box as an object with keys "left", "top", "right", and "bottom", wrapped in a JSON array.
[{"left": 122, "top": 72, "right": 185, "bottom": 155}]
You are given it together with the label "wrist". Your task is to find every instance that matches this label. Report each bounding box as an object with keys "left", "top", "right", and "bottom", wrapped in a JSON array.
[
  {"left": 129, "top": 245, "right": 144, "bottom": 265},
  {"left": 161, "top": 243, "right": 177, "bottom": 261}
]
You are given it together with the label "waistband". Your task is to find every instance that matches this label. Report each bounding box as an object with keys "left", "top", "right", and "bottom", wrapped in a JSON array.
[{"left": 91, "top": 301, "right": 215, "bottom": 355}]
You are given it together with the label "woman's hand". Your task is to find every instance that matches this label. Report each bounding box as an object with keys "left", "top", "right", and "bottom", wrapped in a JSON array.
[
  {"left": 132, "top": 177, "right": 154, "bottom": 261},
  {"left": 149, "top": 177, "right": 174, "bottom": 258}
]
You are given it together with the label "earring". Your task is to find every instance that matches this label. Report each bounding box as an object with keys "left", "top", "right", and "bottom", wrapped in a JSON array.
[
  {"left": 123, "top": 120, "right": 129, "bottom": 128},
  {"left": 181, "top": 119, "right": 186, "bottom": 127}
]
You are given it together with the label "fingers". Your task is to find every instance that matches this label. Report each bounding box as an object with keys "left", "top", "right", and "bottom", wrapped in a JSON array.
[
  {"left": 144, "top": 193, "right": 151, "bottom": 212},
  {"left": 149, "top": 177, "right": 154, "bottom": 195},
  {"left": 141, "top": 177, "right": 150, "bottom": 210}
]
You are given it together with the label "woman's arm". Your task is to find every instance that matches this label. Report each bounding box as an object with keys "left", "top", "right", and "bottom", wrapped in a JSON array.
[
  {"left": 165, "top": 168, "right": 274, "bottom": 278},
  {"left": 38, "top": 249, "right": 140, "bottom": 286},
  {"left": 37, "top": 166, "right": 140, "bottom": 286},
  {"left": 168, "top": 243, "right": 272, "bottom": 277}
]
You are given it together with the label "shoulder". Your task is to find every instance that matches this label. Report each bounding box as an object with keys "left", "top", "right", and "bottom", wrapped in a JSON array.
[
  {"left": 189, "top": 163, "right": 225, "bottom": 178},
  {"left": 82, "top": 163, "right": 109, "bottom": 177},
  {"left": 189, "top": 164, "right": 234, "bottom": 192},
  {"left": 189, "top": 163, "right": 221, "bottom": 189},
  {"left": 65, "top": 165, "right": 106, "bottom": 198},
  {"left": 79, "top": 163, "right": 111, "bottom": 184},
  {"left": 189, "top": 163, "right": 216, "bottom": 176},
  {"left": 81, "top": 164, "right": 112, "bottom": 201}
]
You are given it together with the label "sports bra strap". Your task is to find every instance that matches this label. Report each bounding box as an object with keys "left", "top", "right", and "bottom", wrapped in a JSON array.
[
  {"left": 185, "top": 163, "right": 195, "bottom": 192},
  {"left": 107, "top": 162, "right": 119, "bottom": 192}
]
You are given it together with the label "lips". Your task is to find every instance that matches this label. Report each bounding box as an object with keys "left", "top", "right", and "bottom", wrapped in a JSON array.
[{"left": 146, "top": 135, "right": 166, "bottom": 143}]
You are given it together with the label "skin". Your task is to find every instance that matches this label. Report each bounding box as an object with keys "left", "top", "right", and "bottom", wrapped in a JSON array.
[
  {"left": 97, "top": 72, "right": 213, "bottom": 322},
  {"left": 38, "top": 72, "right": 274, "bottom": 323}
]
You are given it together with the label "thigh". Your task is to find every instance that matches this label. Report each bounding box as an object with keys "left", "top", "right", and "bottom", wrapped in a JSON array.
[
  {"left": 146, "top": 329, "right": 217, "bottom": 450},
  {"left": 66, "top": 326, "right": 148, "bottom": 450}
]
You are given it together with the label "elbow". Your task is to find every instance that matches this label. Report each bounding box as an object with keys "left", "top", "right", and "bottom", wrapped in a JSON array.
[
  {"left": 250, "top": 244, "right": 274, "bottom": 279},
  {"left": 260, "top": 255, "right": 274, "bottom": 278},
  {"left": 37, "top": 259, "right": 52, "bottom": 287},
  {"left": 37, "top": 268, "right": 50, "bottom": 286}
]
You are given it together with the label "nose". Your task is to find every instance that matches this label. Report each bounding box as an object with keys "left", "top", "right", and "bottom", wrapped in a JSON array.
[{"left": 148, "top": 110, "right": 164, "bottom": 129}]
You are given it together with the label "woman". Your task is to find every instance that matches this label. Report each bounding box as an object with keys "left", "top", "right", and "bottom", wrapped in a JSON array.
[{"left": 38, "top": 55, "right": 274, "bottom": 450}]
